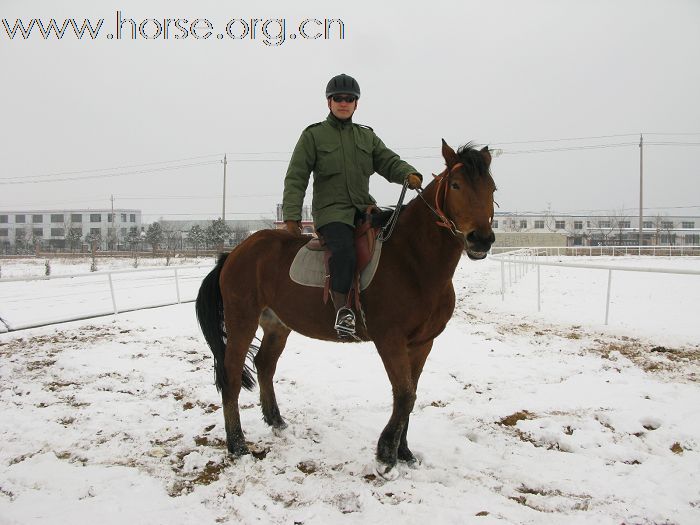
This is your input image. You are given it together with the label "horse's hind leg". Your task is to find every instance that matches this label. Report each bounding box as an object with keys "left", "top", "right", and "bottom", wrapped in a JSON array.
[
  {"left": 221, "top": 307, "right": 260, "bottom": 456},
  {"left": 255, "top": 308, "right": 291, "bottom": 429}
]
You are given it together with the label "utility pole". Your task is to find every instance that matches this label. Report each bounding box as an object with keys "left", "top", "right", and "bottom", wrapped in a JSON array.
[
  {"left": 222, "top": 154, "right": 227, "bottom": 220},
  {"left": 638, "top": 134, "right": 643, "bottom": 246},
  {"left": 111, "top": 194, "right": 115, "bottom": 251}
]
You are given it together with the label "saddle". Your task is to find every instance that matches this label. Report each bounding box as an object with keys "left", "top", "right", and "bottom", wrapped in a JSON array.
[{"left": 306, "top": 206, "right": 382, "bottom": 309}]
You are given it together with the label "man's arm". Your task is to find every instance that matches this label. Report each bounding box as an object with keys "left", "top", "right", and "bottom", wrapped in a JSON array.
[
  {"left": 282, "top": 130, "right": 316, "bottom": 222},
  {"left": 372, "top": 135, "right": 421, "bottom": 185}
]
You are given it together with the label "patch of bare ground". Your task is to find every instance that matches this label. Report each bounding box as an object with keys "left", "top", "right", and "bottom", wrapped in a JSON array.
[
  {"left": 509, "top": 484, "right": 591, "bottom": 512},
  {"left": 1, "top": 325, "right": 138, "bottom": 357},
  {"left": 589, "top": 340, "right": 700, "bottom": 381},
  {"left": 484, "top": 313, "right": 699, "bottom": 381},
  {"left": 498, "top": 410, "right": 536, "bottom": 427},
  {"left": 168, "top": 458, "right": 231, "bottom": 497}
]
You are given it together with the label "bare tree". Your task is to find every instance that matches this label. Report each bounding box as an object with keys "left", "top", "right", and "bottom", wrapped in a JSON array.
[{"left": 611, "top": 209, "right": 631, "bottom": 246}]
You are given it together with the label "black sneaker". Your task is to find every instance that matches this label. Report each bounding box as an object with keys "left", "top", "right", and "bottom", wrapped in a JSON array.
[{"left": 334, "top": 307, "right": 356, "bottom": 338}]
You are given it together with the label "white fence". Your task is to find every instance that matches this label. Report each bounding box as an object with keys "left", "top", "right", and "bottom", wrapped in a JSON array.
[
  {"left": 0, "top": 264, "right": 213, "bottom": 332},
  {"left": 491, "top": 245, "right": 700, "bottom": 257},
  {"left": 492, "top": 248, "right": 700, "bottom": 325}
]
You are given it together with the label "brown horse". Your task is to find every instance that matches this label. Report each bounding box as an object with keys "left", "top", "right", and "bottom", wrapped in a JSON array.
[{"left": 196, "top": 140, "right": 496, "bottom": 474}]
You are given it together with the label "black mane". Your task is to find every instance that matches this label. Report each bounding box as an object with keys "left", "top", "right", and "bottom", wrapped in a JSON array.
[{"left": 456, "top": 142, "right": 492, "bottom": 181}]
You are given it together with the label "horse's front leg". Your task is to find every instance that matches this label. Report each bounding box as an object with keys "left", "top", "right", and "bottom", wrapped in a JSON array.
[
  {"left": 397, "top": 340, "right": 434, "bottom": 464},
  {"left": 375, "top": 338, "right": 416, "bottom": 471}
]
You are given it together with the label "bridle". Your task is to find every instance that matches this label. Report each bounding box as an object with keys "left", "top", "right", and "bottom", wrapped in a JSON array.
[{"left": 415, "top": 163, "right": 465, "bottom": 237}]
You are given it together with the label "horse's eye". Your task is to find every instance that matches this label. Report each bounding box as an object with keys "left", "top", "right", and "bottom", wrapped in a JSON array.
[{"left": 450, "top": 182, "right": 460, "bottom": 190}]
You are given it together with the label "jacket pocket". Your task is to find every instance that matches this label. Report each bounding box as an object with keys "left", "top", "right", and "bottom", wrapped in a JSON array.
[
  {"left": 356, "top": 141, "right": 374, "bottom": 177},
  {"left": 314, "top": 142, "right": 341, "bottom": 176}
]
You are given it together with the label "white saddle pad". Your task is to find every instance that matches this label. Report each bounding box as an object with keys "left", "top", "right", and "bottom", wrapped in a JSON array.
[{"left": 289, "top": 238, "right": 383, "bottom": 290}]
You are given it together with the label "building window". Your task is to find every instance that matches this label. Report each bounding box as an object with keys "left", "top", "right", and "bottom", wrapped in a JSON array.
[
  {"left": 33, "top": 228, "right": 43, "bottom": 237},
  {"left": 120, "top": 227, "right": 127, "bottom": 235},
  {"left": 555, "top": 220, "right": 565, "bottom": 229},
  {"left": 574, "top": 221, "right": 583, "bottom": 230},
  {"left": 71, "top": 214, "right": 82, "bottom": 223},
  {"left": 682, "top": 221, "right": 695, "bottom": 229},
  {"left": 107, "top": 213, "right": 114, "bottom": 223},
  {"left": 643, "top": 221, "right": 652, "bottom": 228},
  {"left": 32, "top": 214, "right": 43, "bottom": 223},
  {"left": 50, "top": 214, "right": 63, "bottom": 223},
  {"left": 492, "top": 220, "right": 498, "bottom": 229},
  {"left": 130, "top": 226, "right": 138, "bottom": 233},
  {"left": 534, "top": 220, "right": 544, "bottom": 229},
  {"left": 519, "top": 220, "right": 527, "bottom": 229},
  {"left": 90, "top": 228, "right": 101, "bottom": 235},
  {"left": 51, "top": 228, "right": 64, "bottom": 237},
  {"left": 121, "top": 213, "right": 127, "bottom": 222},
  {"left": 15, "top": 214, "right": 26, "bottom": 223},
  {"left": 90, "top": 214, "right": 101, "bottom": 222},
  {"left": 599, "top": 221, "right": 611, "bottom": 228},
  {"left": 0, "top": 228, "right": 7, "bottom": 237},
  {"left": 686, "top": 234, "right": 699, "bottom": 245},
  {"left": 618, "top": 221, "right": 631, "bottom": 228},
  {"left": 661, "top": 221, "right": 674, "bottom": 229},
  {"left": 130, "top": 214, "right": 136, "bottom": 223},
  {"left": 0, "top": 215, "right": 7, "bottom": 224}
]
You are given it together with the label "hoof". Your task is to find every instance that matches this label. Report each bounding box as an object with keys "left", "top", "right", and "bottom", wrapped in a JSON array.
[
  {"left": 227, "top": 440, "right": 250, "bottom": 457},
  {"left": 271, "top": 419, "right": 288, "bottom": 430},
  {"left": 374, "top": 461, "right": 399, "bottom": 481},
  {"left": 397, "top": 448, "right": 416, "bottom": 464}
]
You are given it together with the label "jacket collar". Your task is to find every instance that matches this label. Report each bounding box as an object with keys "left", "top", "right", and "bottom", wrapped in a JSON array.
[{"left": 326, "top": 112, "right": 353, "bottom": 129}]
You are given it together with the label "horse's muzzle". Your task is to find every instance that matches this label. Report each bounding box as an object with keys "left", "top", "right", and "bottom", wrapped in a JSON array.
[{"left": 464, "top": 230, "right": 495, "bottom": 260}]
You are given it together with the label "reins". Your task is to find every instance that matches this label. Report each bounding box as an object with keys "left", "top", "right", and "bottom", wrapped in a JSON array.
[
  {"left": 378, "top": 179, "right": 409, "bottom": 242},
  {"left": 379, "top": 162, "right": 465, "bottom": 242}
]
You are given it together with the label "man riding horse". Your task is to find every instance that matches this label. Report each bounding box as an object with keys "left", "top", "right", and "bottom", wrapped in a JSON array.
[{"left": 282, "top": 73, "right": 423, "bottom": 338}]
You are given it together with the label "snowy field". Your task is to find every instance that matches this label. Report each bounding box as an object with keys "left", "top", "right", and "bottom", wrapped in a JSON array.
[
  {"left": 1, "top": 255, "right": 699, "bottom": 524},
  {"left": 0, "top": 257, "right": 214, "bottom": 331}
]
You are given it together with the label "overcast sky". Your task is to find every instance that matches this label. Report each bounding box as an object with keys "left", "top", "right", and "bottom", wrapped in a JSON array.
[{"left": 1, "top": 0, "right": 699, "bottom": 222}]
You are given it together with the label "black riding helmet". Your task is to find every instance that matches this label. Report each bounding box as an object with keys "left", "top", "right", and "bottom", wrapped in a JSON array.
[{"left": 325, "top": 74, "right": 361, "bottom": 99}]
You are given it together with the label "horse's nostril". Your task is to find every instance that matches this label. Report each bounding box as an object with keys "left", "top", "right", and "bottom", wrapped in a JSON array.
[{"left": 467, "top": 230, "right": 494, "bottom": 245}]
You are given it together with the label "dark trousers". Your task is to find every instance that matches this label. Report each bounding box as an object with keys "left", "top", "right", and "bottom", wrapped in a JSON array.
[{"left": 317, "top": 222, "right": 355, "bottom": 295}]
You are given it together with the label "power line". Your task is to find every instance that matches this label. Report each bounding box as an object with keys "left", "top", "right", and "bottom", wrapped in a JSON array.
[
  {"left": 0, "top": 153, "right": 223, "bottom": 181},
  {"left": 117, "top": 193, "right": 278, "bottom": 200},
  {"left": 0, "top": 160, "right": 220, "bottom": 185}
]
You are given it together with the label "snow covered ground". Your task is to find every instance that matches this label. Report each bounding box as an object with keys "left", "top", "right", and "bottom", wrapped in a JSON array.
[{"left": 1, "top": 255, "right": 699, "bottom": 524}]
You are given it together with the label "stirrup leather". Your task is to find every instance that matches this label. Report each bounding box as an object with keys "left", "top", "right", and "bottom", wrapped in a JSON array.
[{"left": 334, "top": 307, "right": 356, "bottom": 336}]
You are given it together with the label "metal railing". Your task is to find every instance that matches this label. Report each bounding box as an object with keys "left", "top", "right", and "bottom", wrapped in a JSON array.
[
  {"left": 490, "top": 245, "right": 700, "bottom": 257},
  {"left": 0, "top": 263, "right": 213, "bottom": 332},
  {"left": 491, "top": 248, "right": 700, "bottom": 325}
]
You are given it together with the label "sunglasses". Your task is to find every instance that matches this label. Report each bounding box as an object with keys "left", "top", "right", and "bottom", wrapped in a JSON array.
[{"left": 330, "top": 95, "right": 357, "bottom": 103}]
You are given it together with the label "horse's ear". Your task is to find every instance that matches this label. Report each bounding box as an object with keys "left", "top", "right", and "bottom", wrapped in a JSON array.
[
  {"left": 480, "top": 146, "right": 492, "bottom": 168},
  {"left": 441, "top": 139, "right": 459, "bottom": 168}
]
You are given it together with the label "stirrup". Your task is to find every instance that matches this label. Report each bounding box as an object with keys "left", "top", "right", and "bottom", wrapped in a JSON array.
[{"left": 334, "top": 307, "right": 356, "bottom": 337}]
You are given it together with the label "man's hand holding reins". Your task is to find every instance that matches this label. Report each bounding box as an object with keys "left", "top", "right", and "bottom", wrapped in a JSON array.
[
  {"left": 406, "top": 173, "right": 423, "bottom": 190},
  {"left": 285, "top": 220, "right": 302, "bottom": 236}
]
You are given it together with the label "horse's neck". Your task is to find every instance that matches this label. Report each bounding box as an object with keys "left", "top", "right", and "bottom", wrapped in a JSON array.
[{"left": 389, "top": 182, "right": 464, "bottom": 281}]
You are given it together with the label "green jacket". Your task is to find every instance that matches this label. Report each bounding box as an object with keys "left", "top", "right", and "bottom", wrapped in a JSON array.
[{"left": 282, "top": 113, "right": 419, "bottom": 229}]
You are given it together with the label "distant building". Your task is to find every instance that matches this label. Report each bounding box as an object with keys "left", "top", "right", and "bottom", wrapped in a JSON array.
[
  {"left": 493, "top": 212, "right": 700, "bottom": 247},
  {"left": 271, "top": 203, "right": 699, "bottom": 247},
  {"left": 273, "top": 204, "right": 315, "bottom": 234},
  {"left": 0, "top": 209, "right": 142, "bottom": 252}
]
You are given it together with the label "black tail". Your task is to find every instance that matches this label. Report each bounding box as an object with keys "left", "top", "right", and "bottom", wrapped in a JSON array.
[{"left": 195, "top": 253, "right": 257, "bottom": 392}]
